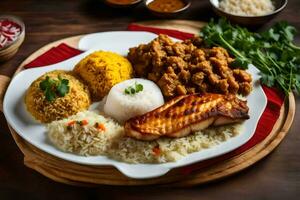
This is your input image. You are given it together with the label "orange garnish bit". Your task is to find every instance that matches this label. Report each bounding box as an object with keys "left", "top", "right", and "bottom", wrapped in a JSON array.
[
  {"left": 81, "top": 119, "right": 88, "bottom": 126},
  {"left": 152, "top": 146, "right": 161, "bottom": 156},
  {"left": 97, "top": 123, "right": 106, "bottom": 131},
  {"left": 67, "top": 121, "right": 75, "bottom": 126}
]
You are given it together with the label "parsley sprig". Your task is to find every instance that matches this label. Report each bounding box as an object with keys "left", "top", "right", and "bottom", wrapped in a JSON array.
[
  {"left": 124, "top": 82, "right": 143, "bottom": 95},
  {"left": 39, "top": 75, "right": 70, "bottom": 102},
  {"left": 200, "top": 19, "right": 300, "bottom": 94}
]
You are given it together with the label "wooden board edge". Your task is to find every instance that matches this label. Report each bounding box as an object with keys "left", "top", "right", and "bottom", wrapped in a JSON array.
[{"left": 0, "top": 75, "right": 11, "bottom": 112}]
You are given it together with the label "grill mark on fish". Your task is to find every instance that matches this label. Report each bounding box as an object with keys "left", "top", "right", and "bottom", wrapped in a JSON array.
[{"left": 125, "top": 93, "right": 249, "bottom": 141}]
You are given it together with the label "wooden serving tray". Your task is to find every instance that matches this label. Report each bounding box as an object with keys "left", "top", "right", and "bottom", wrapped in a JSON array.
[{"left": 0, "top": 20, "right": 295, "bottom": 186}]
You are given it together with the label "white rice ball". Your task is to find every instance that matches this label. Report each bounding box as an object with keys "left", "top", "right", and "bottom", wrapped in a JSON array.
[{"left": 103, "top": 78, "right": 164, "bottom": 123}]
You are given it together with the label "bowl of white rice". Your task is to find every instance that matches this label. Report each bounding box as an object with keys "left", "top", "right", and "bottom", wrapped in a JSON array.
[{"left": 210, "top": 0, "right": 288, "bottom": 26}]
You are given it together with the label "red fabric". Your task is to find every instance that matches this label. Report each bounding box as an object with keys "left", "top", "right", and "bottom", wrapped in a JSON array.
[
  {"left": 24, "top": 43, "right": 82, "bottom": 68},
  {"left": 128, "top": 24, "right": 195, "bottom": 40},
  {"left": 23, "top": 25, "right": 285, "bottom": 175}
]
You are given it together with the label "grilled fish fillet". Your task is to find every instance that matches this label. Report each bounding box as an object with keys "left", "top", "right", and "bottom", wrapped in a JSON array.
[{"left": 124, "top": 93, "right": 249, "bottom": 141}]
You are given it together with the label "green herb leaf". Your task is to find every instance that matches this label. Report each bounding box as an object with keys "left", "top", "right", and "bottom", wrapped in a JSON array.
[
  {"left": 200, "top": 18, "right": 300, "bottom": 94},
  {"left": 124, "top": 82, "right": 144, "bottom": 95},
  {"left": 57, "top": 79, "right": 70, "bottom": 97},
  {"left": 230, "top": 57, "right": 249, "bottom": 69},
  {"left": 39, "top": 76, "right": 50, "bottom": 91},
  {"left": 130, "top": 88, "right": 136, "bottom": 94},
  {"left": 39, "top": 75, "right": 70, "bottom": 101},
  {"left": 260, "top": 73, "right": 275, "bottom": 87},
  {"left": 45, "top": 88, "right": 56, "bottom": 102},
  {"left": 135, "top": 83, "right": 143, "bottom": 92},
  {"left": 124, "top": 88, "right": 130, "bottom": 95}
]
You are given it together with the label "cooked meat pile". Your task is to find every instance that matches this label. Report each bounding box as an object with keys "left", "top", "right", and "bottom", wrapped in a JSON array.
[
  {"left": 125, "top": 93, "right": 249, "bottom": 141},
  {"left": 127, "top": 34, "right": 252, "bottom": 99}
]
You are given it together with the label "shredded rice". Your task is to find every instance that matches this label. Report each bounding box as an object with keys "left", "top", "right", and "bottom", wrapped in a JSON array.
[
  {"left": 25, "top": 70, "right": 91, "bottom": 123},
  {"left": 47, "top": 111, "right": 240, "bottom": 163},
  {"left": 219, "top": 0, "right": 275, "bottom": 16},
  {"left": 47, "top": 111, "right": 123, "bottom": 156}
]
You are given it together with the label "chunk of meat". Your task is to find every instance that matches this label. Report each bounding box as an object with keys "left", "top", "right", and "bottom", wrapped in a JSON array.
[
  {"left": 127, "top": 34, "right": 252, "bottom": 98},
  {"left": 191, "top": 72, "right": 205, "bottom": 86},
  {"left": 178, "top": 69, "right": 191, "bottom": 83},
  {"left": 176, "top": 84, "right": 187, "bottom": 95},
  {"left": 157, "top": 68, "right": 179, "bottom": 97},
  {"left": 233, "top": 69, "right": 253, "bottom": 82}
]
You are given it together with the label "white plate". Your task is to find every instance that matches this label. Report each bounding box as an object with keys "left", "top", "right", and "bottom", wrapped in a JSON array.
[
  {"left": 3, "top": 31, "right": 267, "bottom": 179},
  {"left": 78, "top": 31, "right": 180, "bottom": 51}
]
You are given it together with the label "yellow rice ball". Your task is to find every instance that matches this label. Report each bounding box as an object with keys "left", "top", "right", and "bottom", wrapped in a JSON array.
[
  {"left": 25, "top": 70, "right": 91, "bottom": 123},
  {"left": 73, "top": 51, "right": 133, "bottom": 101}
]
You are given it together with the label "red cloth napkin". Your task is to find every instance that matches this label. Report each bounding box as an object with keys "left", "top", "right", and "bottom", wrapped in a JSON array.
[
  {"left": 128, "top": 24, "right": 194, "bottom": 40},
  {"left": 24, "top": 43, "right": 82, "bottom": 68},
  {"left": 23, "top": 25, "right": 285, "bottom": 175}
]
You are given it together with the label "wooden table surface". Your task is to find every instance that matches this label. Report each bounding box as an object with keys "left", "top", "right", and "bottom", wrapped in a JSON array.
[{"left": 0, "top": 0, "right": 300, "bottom": 199}]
